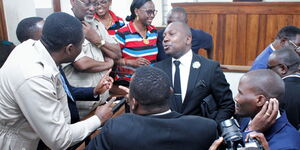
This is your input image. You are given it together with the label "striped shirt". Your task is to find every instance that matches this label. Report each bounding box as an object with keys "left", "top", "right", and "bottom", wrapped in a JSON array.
[
  {"left": 115, "top": 21, "right": 158, "bottom": 82},
  {"left": 95, "top": 10, "right": 125, "bottom": 36}
]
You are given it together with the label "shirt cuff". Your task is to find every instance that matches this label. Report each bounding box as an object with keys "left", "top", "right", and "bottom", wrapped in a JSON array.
[{"left": 85, "top": 115, "right": 102, "bottom": 129}]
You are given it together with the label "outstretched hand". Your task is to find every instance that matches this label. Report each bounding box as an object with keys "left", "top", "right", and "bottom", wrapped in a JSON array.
[{"left": 93, "top": 69, "right": 114, "bottom": 95}]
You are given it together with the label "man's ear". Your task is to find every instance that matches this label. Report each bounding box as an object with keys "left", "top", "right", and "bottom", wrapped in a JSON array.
[
  {"left": 130, "top": 97, "right": 138, "bottom": 111},
  {"left": 280, "top": 64, "right": 289, "bottom": 75},
  {"left": 279, "top": 37, "right": 289, "bottom": 48},
  {"left": 65, "top": 44, "right": 74, "bottom": 56},
  {"left": 186, "top": 35, "right": 192, "bottom": 45},
  {"left": 256, "top": 95, "right": 267, "bottom": 107}
]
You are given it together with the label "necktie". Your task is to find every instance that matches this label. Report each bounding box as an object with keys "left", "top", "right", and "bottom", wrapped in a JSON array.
[
  {"left": 173, "top": 60, "right": 182, "bottom": 112},
  {"left": 59, "top": 74, "right": 75, "bottom": 101}
]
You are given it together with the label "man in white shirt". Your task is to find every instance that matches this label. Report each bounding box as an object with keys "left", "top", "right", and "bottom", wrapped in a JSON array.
[{"left": 0, "top": 12, "right": 113, "bottom": 150}]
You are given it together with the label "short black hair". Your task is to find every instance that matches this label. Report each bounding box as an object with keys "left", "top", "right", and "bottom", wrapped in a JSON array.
[
  {"left": 126, "top": 0, "right": 152, "bottom": 21},
  {"left": 275, "top": 25, "right": 300, "bottom": 40},
  {"left": 0, "top": 40, "right": 15, "bottom": 68},
  {"left": 41, "top": 12, "right": 83, "bottom": 52},
  {"left": 129, "top": 66, "right": 172, "bottom": 110},
  {"left": 271, "top": 48, "right": 300, "bottom": 72},
  {"left": 16, "top": 17, "right": 43, "bottom": 43}
]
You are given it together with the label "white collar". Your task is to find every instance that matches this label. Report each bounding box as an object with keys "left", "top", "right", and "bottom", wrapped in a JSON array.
[
  {"left": 151, "top": 109, "right": 172, "bottom": 116},
  {"left": 172, "top": 49, "right": 193, "bottom": 67},
  {"left": 270, "top": 44, "right": 276, "bottom": 51}
]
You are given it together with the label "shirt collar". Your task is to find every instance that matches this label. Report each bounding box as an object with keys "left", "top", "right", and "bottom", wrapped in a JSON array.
[
  {"left": 128, "top": 21, "right": 156, "bottom": 34},
  {"left": 34, "top": 40, "right": 59, "bottom": 76},
  {"left": 172, "top": 49, "right": 193, "bottom": 67},
  {"left": 150, "top": 109, "right": 172, "bottom": 116},
  {"left": 270, "top": 44, "right": 276, "bottom": 51}
]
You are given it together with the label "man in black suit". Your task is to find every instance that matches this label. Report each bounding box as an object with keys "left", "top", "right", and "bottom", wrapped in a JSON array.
[
  {"left": 268, "top": 48, "right": 300, "bottom": 130},
  {"left": 154, "top": 22, "right": 234, "bottom": 123},
  {"left": 86, "top": 66, "right": 218, "bottom": 150}
]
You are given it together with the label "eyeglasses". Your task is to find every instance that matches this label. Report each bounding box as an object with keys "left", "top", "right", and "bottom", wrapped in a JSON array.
[
  {"left": 77, "top": 0, "right": 101, "bottom": 7},
  {"left": 140, "top": 9, "right": 158, "bottom": 16},
  {"left": 288, "top": 40, "right": 300, "bottom": 52}
]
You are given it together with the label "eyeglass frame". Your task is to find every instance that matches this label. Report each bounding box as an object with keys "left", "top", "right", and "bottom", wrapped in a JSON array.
[
  {"left": 288, "top": 40, "right": 300, "bottom": 52},
  {"left": 139, "top": 9, "right": 158, "bottom": 16}
]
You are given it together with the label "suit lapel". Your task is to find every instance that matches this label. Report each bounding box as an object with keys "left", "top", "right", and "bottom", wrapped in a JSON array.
[{"left": 182, "top": 54, "right": 201, "bottom": 109}]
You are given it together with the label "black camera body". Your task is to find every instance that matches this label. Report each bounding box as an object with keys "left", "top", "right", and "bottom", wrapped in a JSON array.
[{"left": 220, "top": 119, "right": 264, "bottom": 150}]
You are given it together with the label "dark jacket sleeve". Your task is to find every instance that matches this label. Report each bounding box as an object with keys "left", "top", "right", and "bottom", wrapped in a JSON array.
[{"left": 210, "top": 63, "right": 235, "bottom": 122}]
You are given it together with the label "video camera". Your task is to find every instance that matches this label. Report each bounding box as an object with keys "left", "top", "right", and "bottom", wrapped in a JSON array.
[{"left": 220, "top": 119, "right": 264, "bottom": 150}]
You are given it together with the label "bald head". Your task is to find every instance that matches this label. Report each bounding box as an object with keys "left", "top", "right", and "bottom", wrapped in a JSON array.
[
  {"left": 235, "top": 69, "right": 285, "bottom": 118},
  {"left": 268, "top": 48, "right": 300, "bottom": 77},
  {"left": 243, "top": 70, "right": 285, "bottom": 101}
]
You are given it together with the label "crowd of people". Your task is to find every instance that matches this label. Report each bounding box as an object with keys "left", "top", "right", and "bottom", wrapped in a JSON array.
[{"left": 0, "top": 0, "right": 300, "bottom": 149}]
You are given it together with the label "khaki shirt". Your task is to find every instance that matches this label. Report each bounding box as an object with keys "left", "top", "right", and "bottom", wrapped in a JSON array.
[
  {"left": 63, "top": 20, "right": 116, "bottom": 117},
  {"left": 0, "top": 40, "right": 101, "bottom": 150}
]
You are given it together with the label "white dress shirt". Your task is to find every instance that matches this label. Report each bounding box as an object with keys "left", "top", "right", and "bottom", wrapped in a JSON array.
[
  {"left": 0, "top": 40, "right": 101, "bottom": 150},
  {"left": 172, "top": 50, "right": 193, "bottom": 102}
]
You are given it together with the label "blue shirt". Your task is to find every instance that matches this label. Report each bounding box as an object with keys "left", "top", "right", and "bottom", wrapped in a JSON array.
[
  {"left": 240, "top": 113, "right": 300, "bottom": 150},
  {"left": 156, "top": 28, "right": 213, "bottom": 61},
  {"left": 250, "top": 45, "right": 274, "bottom": 71}
]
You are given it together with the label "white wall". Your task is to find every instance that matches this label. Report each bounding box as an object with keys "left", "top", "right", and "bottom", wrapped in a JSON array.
[
  {"left": 3, "top": 0, "right": 37, "bottom": 44},
  {"left": 224, "top": 72, "right": 244, "bottom": 97}
]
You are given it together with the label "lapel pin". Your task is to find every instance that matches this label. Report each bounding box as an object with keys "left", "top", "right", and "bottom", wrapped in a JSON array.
[{"left": 192, "top": 61, "right": 201, "bottom": 69}]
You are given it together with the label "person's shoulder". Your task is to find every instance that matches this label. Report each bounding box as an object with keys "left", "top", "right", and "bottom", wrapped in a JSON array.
[
  {"left": 153, "top": 58, "right": 171, "bottom": 68},
  {"left": 116, "top": 23, "right": 130, "bottom": 33},
  {"left": 191, "top": 28, "right": 212, "bottom": 37},
  {"left": 179, "top": 115, "right": 218, "bottom": 130},
  {"left": 194, "top": 54, "right": 219, "bottom": 66}
]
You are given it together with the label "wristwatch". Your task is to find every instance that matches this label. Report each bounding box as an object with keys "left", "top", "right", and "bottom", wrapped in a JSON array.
[{"left": 96, "top": 39, "right": 106, "bottom": 49}]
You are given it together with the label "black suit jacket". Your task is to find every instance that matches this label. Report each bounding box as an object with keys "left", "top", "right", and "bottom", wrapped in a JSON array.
[
  {"left": 154, "top": 53, "right": 234, "bottom": 123},
  {"left": 85, "top": 111, "right": 218, "bottom": 150},
  {"left": 282, "top": 76, "right": 300, "bottom": 130}
]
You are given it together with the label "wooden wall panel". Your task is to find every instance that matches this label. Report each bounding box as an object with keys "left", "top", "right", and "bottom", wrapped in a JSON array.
[
  {"left": 0, "top": 0, "right": 8, "bottom": 41},
  {"left": 173, "top": 2, "right": 300, "bottom": 66}
]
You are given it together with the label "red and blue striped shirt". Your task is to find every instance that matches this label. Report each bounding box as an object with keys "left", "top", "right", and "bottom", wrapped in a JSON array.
[{"left": 115, "top": 21, "right": 158, "bottom": 82}]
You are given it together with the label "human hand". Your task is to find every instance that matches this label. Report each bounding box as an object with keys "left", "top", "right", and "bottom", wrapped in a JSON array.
[
  {"left": 209, "top": 137, "right": 224, "bottom": 150},
  {"left": 82, "top": 21, "right": 102, "bottom": 44},
  {"left": 126, "top": 58, "right": 150, "bottom": 67},
  {"left": 93, "top": 69, "right": 114, "bottom": 95},
  {"left": 95, "top": 98, "right": 114, "bottom": 125},
  {"left": 245, "top": 132, "right": 269, "bottom": 150},
  {"left": 248, "top": 98, "right": 279, "bottom": 132}
]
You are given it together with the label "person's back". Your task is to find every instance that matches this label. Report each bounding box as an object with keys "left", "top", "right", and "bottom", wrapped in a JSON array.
[
  {"left": 283, "top": 76, "right": 300, "bottom": 130},
  {"left": 87, "top": 113, "right": 217, "bottom": 150}
]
